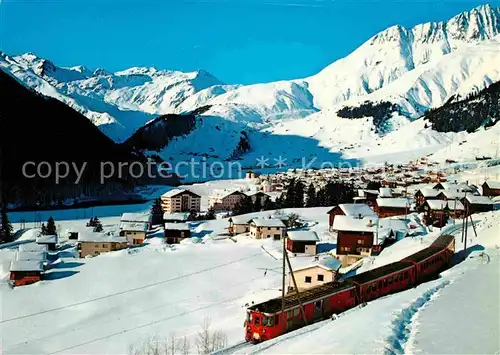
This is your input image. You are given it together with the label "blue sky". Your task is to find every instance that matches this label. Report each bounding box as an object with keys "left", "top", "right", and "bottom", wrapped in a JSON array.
[{"left": 1, "top": 0, "right": 498, "bottom": 84}]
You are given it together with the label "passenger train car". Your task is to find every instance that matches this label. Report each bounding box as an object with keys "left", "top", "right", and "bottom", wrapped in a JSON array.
[{"left": 245, "top": 235, "right": 455, "bottom": 343}]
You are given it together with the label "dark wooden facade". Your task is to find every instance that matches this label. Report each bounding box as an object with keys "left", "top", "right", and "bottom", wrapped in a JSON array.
[
  {"left": 462, "top": 199, "right": 494, "bottom": 216},
  {"left": 165, "top": 229, "right": 191, "bottom": 244},
  {"left": 374, "top": 205, "right": 408, "bottom": 218},
  {"left": 336, "top": 230, "right": 374, "bottom": 255},
  {"left": 286, "top": 239, "right": 316, "bottom": 253},
  {"left": 327, "top": 206, "right": 345, "bottom": 230},
  {"left": 10, "top": 270, "right": 42, "bottom": 287},
  {"left": 482, "top": 182, "right": 500, "bottom": 197}
]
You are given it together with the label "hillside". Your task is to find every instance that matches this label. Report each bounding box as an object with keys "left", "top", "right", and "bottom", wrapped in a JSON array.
[
  {"left": 0, "top": 69, "right": 175, "bottom": 207},
  {"left": 424, "top": 80, "right": 500, "bottom": 132},
  {"left": 2, "top": 5, "right": 500, "bottom": 171}
]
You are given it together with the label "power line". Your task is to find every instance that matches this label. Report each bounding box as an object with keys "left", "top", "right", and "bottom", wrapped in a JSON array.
[
  {"left": 0, "top": 252, "right": 262, "bottom": 324},
  {"left": 46, "top": 295, "right": 245, "bottom": 355},
  {"left": 8, "top": 272, "right": 272, "bottom": 350}
]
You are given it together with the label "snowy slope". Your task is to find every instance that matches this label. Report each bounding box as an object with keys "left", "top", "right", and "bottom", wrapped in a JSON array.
[
  {"left": 2, "top": 198, "right": 498, "bottom": 354},
  {"left": 234, "top": 211, "right": 500, "bottom": 355},
  {"left": 304, "top": 4, "right": 500, "bottom": 110},
  {"left": 2, "top": 4, "right": 499, "bottom": 162}
]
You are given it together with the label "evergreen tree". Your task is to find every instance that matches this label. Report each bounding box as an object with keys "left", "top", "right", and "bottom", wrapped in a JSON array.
[
  {"left": 93, "top": 218, "right": 103, "bottom": 233},
  {"left": 274, "top": 194, "right": 285, "bottom": 210},
  {"left": 46, "top": 216, "right": 57, "bottom": 235},
  {"left": 305, "top": 184, "right": 317, "bottom": 207},
  {"left": 253, "top": 197, "right": 262, "bottom": 212},
  {"left": 0, "top": 206, "right": 13, "bottom": 243},
  {"left": 232, "top": 197, "right": 253, "bottom": 216},
  {"left": 150, "top": 198, "right": 163, "bottom": 225},
  {"left": 284, "top": 179, "right": 296, "bottom": 208},
  {"left": 366, "top": 181, "right": 382, "bottom": 191},
  {"left": 204, "top": 207, "right": 216, "bottom": 220},
  {"left": 262, "top": 197, "right": 275, "bottom": 211},
  {"left": 293, "top": 181, "right": 305, "bottom": 207}
]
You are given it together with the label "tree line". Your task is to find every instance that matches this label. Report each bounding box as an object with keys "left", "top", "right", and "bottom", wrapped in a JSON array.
[{"left": 230, "top": 179, "right": 356, "bottom": 216}]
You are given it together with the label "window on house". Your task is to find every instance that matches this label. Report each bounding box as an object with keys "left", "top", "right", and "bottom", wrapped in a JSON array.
[
  {"left": 267, "top": 227, "right": 271, "bottom": 230},
  {"left": 317, "top": 274, "right": 324, "bottom": 282},
  {"left": 102, "top": 244, "right": 106, "bottom": 248},
  {"left": 305, "top": 276, "right": 312, "bottom": 283}
]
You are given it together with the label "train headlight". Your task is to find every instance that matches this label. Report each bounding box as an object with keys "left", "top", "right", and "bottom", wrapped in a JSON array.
[{"left": 253, "top": 332, "right": 260, "bottom": 340}]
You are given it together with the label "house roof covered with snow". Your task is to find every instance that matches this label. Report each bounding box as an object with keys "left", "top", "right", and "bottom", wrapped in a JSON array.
[
  {"left": 376, "top": 198, "right": 412, "bottom": 209},
  {"left": 120, "top": 212, "right": 151, "bottom": 223},
  {"left": 10, "top": 260, "right": 44, "bottom": 272},
  {"left": 483, "top": 180, "right": 500, "bottom": 189},
  {"left": 294, "top": 256, "right": 341, "bottom": 273},
  {"left": 287, "top": 230, "right": 319, "bottom": 242},
  {"left": 14, "top": 251, "right": 47, "bottom": 261},
  {"left": 119, "top": 222, "right": 149, "bottom": 232},
  {"left": 36, "top": 235, "right": 58, "bottom": 244},
  {"left": 379, "top": 187, "right": 393, "bottom": 198},
  {"left": 417, "top": 188, "right": 441, "bottom": 198},
  {"left": 250, "top": 218, "right": 286, "bottom": 228},
  {"left": 334, "top": 203, "right": 377, "bottom": 217},
  {"left": 164, "top": 223, "right": 190, "bottom": 231},
  {"left": 332, "top": 215, "right": 378, "bottom": 233},
  {"left": 230, "top": 216, "right": 252, "bottom": 225},
  {"left": 78, "top": 233, "right": 127, "bottom": 243},
  {"left": 18, "top": 244, "right": 48, "bottom": 252},
  {"left": 161, "top": 188, "right": 200, "bottom": 198},
  {"left": 465, "top": 195, "right": 494, "bottom": 205},
  {"left": 163, "top": 212, "right": 190, "bottom": 221},
  {"left": 426, "top": 199, "right": 465, "bottom": 211}
]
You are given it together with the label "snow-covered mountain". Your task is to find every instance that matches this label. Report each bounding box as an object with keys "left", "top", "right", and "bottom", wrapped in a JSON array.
[{"left": 2, "top": 4, "right": 499, "bottom": 167}]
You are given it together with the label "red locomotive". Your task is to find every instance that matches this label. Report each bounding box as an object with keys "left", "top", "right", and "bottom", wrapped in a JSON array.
[{"left": 245, "top": 235, "right": 455, "bottom": 343}]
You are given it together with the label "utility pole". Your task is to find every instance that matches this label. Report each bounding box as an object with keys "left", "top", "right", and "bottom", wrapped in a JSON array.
[
  {"left": 463, "top": 203, "right": 469, "bottom": 258},
  {"left": 461, "top": 191, "right": 467, "bottom": 244},
  {"left": 284, "top": 247, "right": 308, "bottom": 326},
  {"left": 281, "top": 233, "right": 286, "bottom": 333}
]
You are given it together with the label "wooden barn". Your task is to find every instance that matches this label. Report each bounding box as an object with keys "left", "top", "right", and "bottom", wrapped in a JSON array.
[
  {"left": 374, "top": 198, "right": 411, "bottom": 218},
  {"left": 482, "top": 181, "right": 500, "bottom": 197},
  {"left": 36, "top": 234, "right": 58, "bottom": 251},
  {"left": 164, "top": 223, "right": 191, "bottom": 244},
  {"left": 327, "top": 203, "right": 377, "bottom": 231},
  {"left": 332, "top": 215, "right": 379, "bottom": 257},
  {"left": 462, "top": 195, "right": 494, "bottom": 216},
  {"left": 286, "top": 230, "right": 319, "bottom": 255},
  {"left": 10, "top": 260, "right": 44, "bottom": 287}
]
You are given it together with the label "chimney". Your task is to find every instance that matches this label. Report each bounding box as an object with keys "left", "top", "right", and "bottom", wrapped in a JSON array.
[{"left": 367, "top": 219, "right": 373, "bottom": 227}]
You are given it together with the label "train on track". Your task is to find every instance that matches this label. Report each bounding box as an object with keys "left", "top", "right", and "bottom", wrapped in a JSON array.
[{"left": 244, "top": 234, "right": 455, "bottom": 343}]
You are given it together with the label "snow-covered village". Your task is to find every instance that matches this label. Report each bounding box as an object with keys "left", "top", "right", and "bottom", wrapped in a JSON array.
[{"left": 1, "top": 2, "right": 500, "bottom": 355}]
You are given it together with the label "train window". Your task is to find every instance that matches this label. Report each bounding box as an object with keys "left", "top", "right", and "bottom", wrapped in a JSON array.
[
  {"left": 388, "top": 277, "right": 393, "bottom": 285},
  {"left": 254, "top": 316, "right": 260, "bottom": 325},
  {"left": 404, "top": 271, "right": 408, "bottom": 279},
  {"left": 293, "top": 308, "right": 300, "bottom": 317},
  {"left": 378, "top": 280, "right": 382, "bottom": 289},
  {"left": 367, "top": 285, "right": 371, "bottom": 293},
  {"left": 246, "top": 312, "right": 252, "bottom": 323},
  {"left": 287, "top": 310, "right": 293, "bottom": 318},
  {"left": 275, "top": 315, "right": 280, "bottom": 325},
  {"left": 399, "top": 274, "right": 403, "bottom": 281},
  {"left": 372, "top": 283, "right": 377, "bottom": 291},
  {"left": 263, "top": 316, "right": 274, "bottom": 327},
  {"left": 383, "top": 279, "right": 388, "bottom": 287}
]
